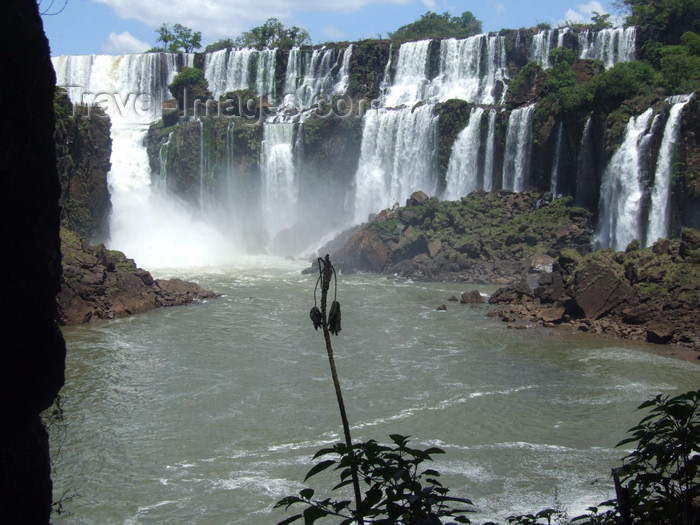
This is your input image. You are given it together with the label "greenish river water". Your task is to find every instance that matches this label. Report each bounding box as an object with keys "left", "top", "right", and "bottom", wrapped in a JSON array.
[{"left": 54, "top": 256, "right": 700, "bottom": 524}]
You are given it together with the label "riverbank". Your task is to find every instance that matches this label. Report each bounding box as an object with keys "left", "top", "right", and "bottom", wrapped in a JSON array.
[
  {"left": 486, "top": 228, "right": 700, "bottom": 354},
  {"left": 58, "top": 228, "right": 216, "bottom": 324}
]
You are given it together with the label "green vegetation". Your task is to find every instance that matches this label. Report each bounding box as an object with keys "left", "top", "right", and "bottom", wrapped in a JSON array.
[
  {"left": 204, "top": 38, "right": 236, "bottom": 53},
  {"left": 544, "top": 48, "right": 577, "bottom": 93},
  {"left": 389, "top": 11, "right": 482, "bottom": 43},
  {"left": 234, "top": 17, "right": 310, "bottom": 50},
  {"left": 622, "top": 0, "right": 700, "bottom": 44},
  {"left": 152, "top": 23, "right": 202, "bottom": 52},
  {"left": 168, "top": 67, "right": 211, "bottom": 110}
]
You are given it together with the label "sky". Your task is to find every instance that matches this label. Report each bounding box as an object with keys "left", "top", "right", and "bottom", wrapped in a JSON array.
[{"left": 39, "top": 0, "right": 627, "bottom": 56}]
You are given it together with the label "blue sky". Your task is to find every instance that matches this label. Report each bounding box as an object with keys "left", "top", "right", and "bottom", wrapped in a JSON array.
[{"left": 40, "top": 0, "right": 627, "bottom": 56}]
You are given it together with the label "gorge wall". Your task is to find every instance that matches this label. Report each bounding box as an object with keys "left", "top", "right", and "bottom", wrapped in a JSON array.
[
  {"left": 53, "top": 26, "right": 700, "bottom": 263},
  {"left": 1, "top": 1, "right": 66, "bottom": 521}
]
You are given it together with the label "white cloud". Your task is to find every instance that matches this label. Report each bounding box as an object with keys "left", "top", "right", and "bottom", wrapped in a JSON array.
[
  {"left": 421, "top": 0, "right": 437, "bottom": 9},
  {"left": 101, "top": 31, "right": 150, "bottom": 54},
  {"left": 559, "top": 1, "right": 612, "bottom": 26},
  {"left": 94, "top": 0, "right": 410, "bottom": 39},
  {"left": 491, "top": 1, "right": 506, "bottom": 18},
  {"left": 323, "top": 25, "right": 345, "bottom": 40}
]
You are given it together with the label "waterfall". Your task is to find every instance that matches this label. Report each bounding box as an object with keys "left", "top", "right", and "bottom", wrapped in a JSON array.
[
  {"left": 203, "top": 48, "right": 277, "bottom": 99},
  {"left": 260, "top": 122, "right": 298, "bottom": 241},
  {"left": 531, "top": 30, "right": 553, "bottom": 68},
  {"left": 386, "top": 35, "right": 508, "bottom": 106},
  {"left": 158, "top": 131, "right": 173, "bottom": 183},
  {"left": 647, "top": 94, "right": 693, "bottom": 245},
  {"left": 284, "top": 47, "right": 339, "bottom": 108},
  {"left": 502, "top": 104, "right": 536, "bottom": 191},
  {"left": 429, "top": 35, "right": 508, "bottom": 104},
  {"left": 384, "top": 40, "right": 431, "bottom": 107},
  {"left": 579, "top": 27, "right": 636, "bottom": 68},
  {"left": 596, "top": 108, "right": 656, "bottom": 250},
  {"left": 334, "top": 44, "right": 353, "bottom": 94},
  {"left": 353, "top": 105, "right": 438, "bottom": 223},
  {"left": 483, "top": 109, "right": 497, "bottom": 191},
  {"left": 53, "top": 53, "right": 239, "bottom": 267},
  {"left": 576, "top": 116, "right": 596, "bottom": 208},
  {"left": 444, "top": 107, "right": 486, "bottom": 200},
  {"left": 550, "top": 122, "right": 564, "bottom": 196},
  {"left": 531, "top": 28, "right": 570, "bottom": 68}
]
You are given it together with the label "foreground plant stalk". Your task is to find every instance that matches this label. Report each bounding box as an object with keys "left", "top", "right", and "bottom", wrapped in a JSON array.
[{"left": 318, "top": 254, "right": 363, "bottom": 524}]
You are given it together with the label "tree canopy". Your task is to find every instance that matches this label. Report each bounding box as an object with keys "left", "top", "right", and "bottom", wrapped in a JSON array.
[
  {"left": 388, "top": 11, "right": 482, "bottom": 43},
  {"left": 233, "top": 18, "right": 311, "bottom": 49},
  {"left": 154, "top": 23, "right": 202, "bottom": 53},
  {"left": 621, "top": 0, "right": 700, "bottom": 43}
]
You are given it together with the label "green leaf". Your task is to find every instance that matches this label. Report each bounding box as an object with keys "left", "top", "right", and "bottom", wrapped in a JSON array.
[
  {"left": 304, "top": 460, "right": 336, "bottom": 481},
  {"left": 302, "top": 505, "right": 329, "bottom": 524},
  {"left": 299, "top": 488, "right": 314, "bottom": 500}
]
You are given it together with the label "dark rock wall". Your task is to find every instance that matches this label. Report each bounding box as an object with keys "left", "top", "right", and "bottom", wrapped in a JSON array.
[
  {"left": 0, "top": 0, "right": 66, "bottom": 522},
  {"left": 55, "top": 90, "right": 112, "bottom": 242}
]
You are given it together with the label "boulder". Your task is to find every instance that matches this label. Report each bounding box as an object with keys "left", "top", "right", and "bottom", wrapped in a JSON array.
[
  {"left": 488, "top": 279, "right": 534, "bottom": 305},
  {"left": 568, "top": 256, "right": 634, "bottom": 320},
  {"left": 646, "top": 322, "right": 675, "bottom": 344},
  {"left": 540, "top": 307, "right": 565, "bottom": 323},
  {"left": 406, "top": 190, "right": 429, "bottom": 207},
  {"left": 460, "top": 290, "right": 484, "bottom": 304}
]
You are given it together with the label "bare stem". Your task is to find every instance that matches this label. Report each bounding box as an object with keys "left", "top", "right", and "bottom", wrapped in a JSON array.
[{"left": 319, "top": 254, "right": 363, "bottom": 525}]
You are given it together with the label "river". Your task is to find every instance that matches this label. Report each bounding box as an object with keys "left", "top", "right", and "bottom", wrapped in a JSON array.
[{"left": 53, "top": 256, "right": 700, "bottom": 524}]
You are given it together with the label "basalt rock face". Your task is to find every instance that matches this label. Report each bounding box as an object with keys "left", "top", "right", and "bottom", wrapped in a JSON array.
[
  {"left": 488, "top": 230, "right": 700, "bottom": 351},
  {"left": 54, "top": 90, "right": 112, "bottom": 241},
  {"left": 0, "top": 1, "right": 66, "bottom": 522},
  {"left": 324, "top": 191, "right": 592, "bottom": 284},
  {"left": 58, "top": 229, "right": 217, "bottom": 325}
]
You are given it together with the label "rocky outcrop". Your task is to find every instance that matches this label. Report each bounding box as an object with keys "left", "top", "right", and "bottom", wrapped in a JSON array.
[
  {"left": 324, "top": 190, "right": 592, "bottom": 284},
  {"left": 54, "top": 90, "right": 112, "bottom": 241},
  {"left": 1, "top": 1, "right": 66, "bottom": 521},
  {"left": 58, "top": 229, "right": 216, "bottom": 325},
  {"left": 488, "top": 230, "right": 700, "bottom": 352}
]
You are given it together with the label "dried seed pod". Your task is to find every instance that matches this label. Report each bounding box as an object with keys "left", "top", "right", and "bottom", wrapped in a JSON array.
[
  {"left": 310, "top": 306, "right": 322, "bottom": 330},
  {"left": 328, "top": 300, "right": 341, "bottom": 335}
]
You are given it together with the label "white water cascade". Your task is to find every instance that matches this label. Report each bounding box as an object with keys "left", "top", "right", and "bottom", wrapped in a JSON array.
[
  {"left": 482, "top": 109, "right": 498, "bottom": 192},
  {"left": 429, "top": 35, "right": 508, "bottom": 104},
  {"left": 203, "top": 48, "right": 277, "bottom": 99},
  {"left": 530, "top": 28, "right": 570, "bottom": 68},
  {"left": 53, "top": 53, "right": 241, "bottom": 268},
  {"left": 444, "top": 107, "right": 486, "bottom": 200},
  {"left": 334, "top": 44, "right": 354, "bottom": 95},
  {"left": 596, "top": 108, "right": 657, "bottom": 250},
  {"left": 550, "top": 122, "right": 565, "bottom": 196},
  {"left": 353, "top": 105, "right": 438, "bottom": 223},
  {"left": 260, "top": 122, "right": 298, "bottom": 242},
  {"left": 578, "top": 27, "right": 636, "bottom": 68},
  {"left": 284, "top": 47, "right": 340, "bottom": 108},
  {"left": 502, "top": 104, "right": 536, "bottom": 191},
  {"left": 646, "top": 94, "right": 693, "bottom": 245},
  {"left": 384, "top": 40, "right": 431, "bottom": 107}
]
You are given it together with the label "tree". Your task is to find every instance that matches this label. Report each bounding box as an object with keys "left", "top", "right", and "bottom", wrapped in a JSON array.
[
  {"left": 205, "top": 38, "right": 236, "bottom": 53},
  {"left": 155, "top": 23, "right": 202, "bottom": 53},
  {"left": 389, "top": 11, "right": 483, "bottom": 43},
  {"left": 171, "top": 23, "right": 202, "bottom": 53},
  {"left": 234, "top": 18, "right": 311, "bottom": 50},
  {"left": 155, "top": 23, "right": 174, "bottom": 52},
  {"left": 619, "top": 0, "right": 700, "bottom": 44}
]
